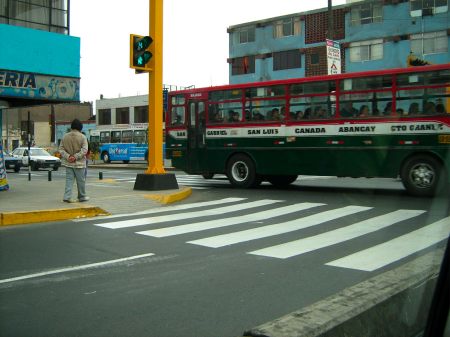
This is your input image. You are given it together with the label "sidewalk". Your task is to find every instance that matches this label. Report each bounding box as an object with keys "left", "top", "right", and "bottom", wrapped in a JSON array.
[{"left": 0, "top": 171, "right": 191, "bottom": 226}]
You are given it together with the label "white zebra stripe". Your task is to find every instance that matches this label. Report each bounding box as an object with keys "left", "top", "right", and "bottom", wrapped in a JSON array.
[
  {"left": 191, "top": 205, "right": 371, "bottom": 248},
  {"left": 326, "top": 216, "right": 450, "bottom": 271},
  {"left": 139, "top": 202, "right": 324, "bottom": 238},
  {"left": 247, "top": 209, "right": 425, "bottom": 259},
  {"left": 74, "top": 197, "right": 246, "bottom": 222},
  {"left": 96, "top": 199, "right": 281, "bottom": 229}
]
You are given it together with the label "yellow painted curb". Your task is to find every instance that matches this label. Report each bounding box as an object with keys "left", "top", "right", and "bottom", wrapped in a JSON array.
[
  {"left": 144, "top": 187, "right": 192, "bottom": 204},
  {"left": 0, "top": 207, "right": 110, "bottom": 226}
]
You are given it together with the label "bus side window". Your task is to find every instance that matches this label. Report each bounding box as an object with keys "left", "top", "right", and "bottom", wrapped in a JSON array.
[
  {"left": 133, "top": 130, "right": 146, "bottom": 144},
  {"left": 100, "top": 131, "right": 110, "bottom": 143},
  {"left": 122, "top": 130, "right": 132, "bottom": 143},
  {"left": 111, "top": 131, "right": 121, "bottom": 143},
  {"left": 251, "top": 109, "right": 264, "bottom": 121}
]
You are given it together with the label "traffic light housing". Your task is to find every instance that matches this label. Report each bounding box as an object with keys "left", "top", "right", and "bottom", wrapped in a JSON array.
[{"left": 130, "top": 34, "right": 153, "bottom": 72}]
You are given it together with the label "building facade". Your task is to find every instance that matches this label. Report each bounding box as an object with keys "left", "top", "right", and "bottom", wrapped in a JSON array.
[
  {"left": 0, "top": 0, "right": 80, "bottom": 107},
  {"left": 96, "top": 95, "right": 151, "bottom": 128},
  {"left": 95, "top": 85, "right": 191, "bottom": 129},
  {"left": 2, "top": 102, "right": 93, "bottom": 151},
  {"left": 0, "top": 0, "right": 82, "bottom": 151},
  {"left": 228, "top": 0, "right": 449, "bottom": 84}
]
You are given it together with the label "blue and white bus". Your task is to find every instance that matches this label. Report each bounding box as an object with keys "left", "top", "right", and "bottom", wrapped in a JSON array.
[{"left": 90, "top": 125, "right": 149, "bottom": 163}]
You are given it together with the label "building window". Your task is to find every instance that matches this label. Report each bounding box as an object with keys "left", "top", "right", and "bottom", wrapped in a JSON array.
[
  {"left": 116, "top": 107, "right": 130, "bottom": 124},
  {"left": 0, "top": 0, "right": 7, "bottom": 16},
  {"left": 98, "top": 109, "right": 111, "bottom": 125},
  {"left": 273, "top": 17, "right": 301, "bottom": 38},
  {"left": 411, "top": 31, "right": 448, "bottom": 55},
  {"left": 1, "top": 0, "right": 69, "bottom": 34},
  {"left": 134, "top": 106, "right": 148, "bottom": 123},
  {"left": 349, "top": 39, "right": 383, "bottom": 62},
  {"left": 237, "top": 26, "right": 255, "bottom": 44},
  {"left": 411, "top": 0, "right": 448, "bottom": 16},
  {"left": 273, "top": 50, "right": 301, "bottom": 71},
  {"left": 351, "top": 3, "right": 382, "bottom": 25},
  {"left": 231, "top": 56, "right": 255, "bottom": 75}
]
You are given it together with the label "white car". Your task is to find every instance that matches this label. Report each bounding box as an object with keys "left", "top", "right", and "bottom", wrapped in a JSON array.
[{"left": 11, "top": 147, "right": 61, "bottom": 171}]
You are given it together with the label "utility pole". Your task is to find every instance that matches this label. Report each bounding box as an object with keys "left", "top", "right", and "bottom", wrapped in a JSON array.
[{"left": 328, "top": 0, "right": 334, "bottom": 40}]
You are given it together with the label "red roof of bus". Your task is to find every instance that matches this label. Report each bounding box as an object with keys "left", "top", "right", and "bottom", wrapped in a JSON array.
[{"left": 169, "top": 63, "right": 450, "bottom": 96}]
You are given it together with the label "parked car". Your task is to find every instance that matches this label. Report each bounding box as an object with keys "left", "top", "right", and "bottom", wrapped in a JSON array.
[
  {"left": 3, "top": 151, "right": 23, "bottom": 172},
  {"left": 11, "top": 147, "right": 61, "bottom": 171}
]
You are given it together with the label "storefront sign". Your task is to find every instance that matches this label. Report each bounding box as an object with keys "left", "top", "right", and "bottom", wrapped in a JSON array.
[{"left": 0, "top": 70, "right": 80, "bottom": 102}]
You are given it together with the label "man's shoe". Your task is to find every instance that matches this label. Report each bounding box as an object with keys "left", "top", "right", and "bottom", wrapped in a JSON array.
[
  {"left": 63, "top": 199, "right": 76, "bottom": 203},
  {"left": 79, "top": 197, "right": 90, "bottom": 202}
]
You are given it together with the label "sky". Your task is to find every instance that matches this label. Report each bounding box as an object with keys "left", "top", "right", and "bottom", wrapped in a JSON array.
[{"left": 70, "top": 0, "right": 347, "bottom": 104}]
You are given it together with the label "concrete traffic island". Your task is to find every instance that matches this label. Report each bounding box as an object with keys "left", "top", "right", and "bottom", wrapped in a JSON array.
[{"left": 242, "top": 248, "right": 443, "bottom": 337}]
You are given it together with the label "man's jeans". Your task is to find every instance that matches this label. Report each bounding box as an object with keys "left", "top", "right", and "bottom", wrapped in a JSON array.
[{"left": 63, "top": 167, "right": 87, "bottom": 201}]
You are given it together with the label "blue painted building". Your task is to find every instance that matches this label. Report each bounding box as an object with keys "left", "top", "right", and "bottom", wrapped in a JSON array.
[
  {"left": 0, "top": 0, "right": 85, "bottom": 153},
  {"left": 228, "top": 0, "right": 449, "bottom": 84},
  {"left": 0, "top": 0, "right": 80, "bottom": 106}
]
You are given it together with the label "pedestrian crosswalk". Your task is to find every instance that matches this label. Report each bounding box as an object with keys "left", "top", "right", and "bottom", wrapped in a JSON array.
[
  {"left": 115, "top": 174, "right": 232, "bottom": 189},
  {"left": 175, "top": 174, "right": 231, "bottom": 189},
  {"left": 91, "top": 197, "right": 450, "bottom": 272}
]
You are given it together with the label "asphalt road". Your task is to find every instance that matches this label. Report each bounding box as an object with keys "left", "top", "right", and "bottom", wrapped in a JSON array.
[{"left": 1, "top": 168, "right": 449, "bottom": 337}]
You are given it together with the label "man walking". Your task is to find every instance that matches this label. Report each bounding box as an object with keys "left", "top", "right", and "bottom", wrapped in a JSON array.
[{"left": 59, "top": 119, "right": 89, "bottom": 203}]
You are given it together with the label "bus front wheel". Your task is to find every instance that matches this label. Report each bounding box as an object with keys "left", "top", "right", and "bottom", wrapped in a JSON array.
[
  {"left": 400, "top": 155, "right": 444, "bottom": 197},
  {"left": 226, "top": 154, "right": 260, "bottom": 188},
  {"left": 102, "top": 152, "right": 111, "bottom": 163}
]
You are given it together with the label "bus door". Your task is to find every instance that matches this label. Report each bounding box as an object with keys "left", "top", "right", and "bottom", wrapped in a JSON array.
[{"left": 186, "top": 100, "right": 206, "bottom": 172}]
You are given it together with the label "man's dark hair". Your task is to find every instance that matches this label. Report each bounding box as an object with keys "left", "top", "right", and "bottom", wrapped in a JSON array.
[{"left": 71, "top": 119, "right": 83, "bottom": 131}]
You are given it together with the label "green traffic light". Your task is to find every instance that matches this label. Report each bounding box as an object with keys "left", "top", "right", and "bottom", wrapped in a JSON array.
[
  {"left": 132, "top": 35, "right": 153, "bottom": 68},
  {"left": 137, "top": 51, "right": 152, "bottom": 66},
  {"left": 135, "top": 36, "right": 153, "bottom": 52}
]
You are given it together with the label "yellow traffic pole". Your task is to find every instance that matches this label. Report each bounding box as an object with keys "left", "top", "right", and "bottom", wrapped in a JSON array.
[
  {"left": 146, "top": 0, "right": 165, "bottom": 174},
  {"left": 134, "top": 0, "right": 178, "bottom": 190}
]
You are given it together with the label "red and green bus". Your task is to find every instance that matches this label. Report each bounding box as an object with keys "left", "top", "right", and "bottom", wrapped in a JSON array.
[{"left": 165, "top": 64, "right": 450, "bottom": 196}]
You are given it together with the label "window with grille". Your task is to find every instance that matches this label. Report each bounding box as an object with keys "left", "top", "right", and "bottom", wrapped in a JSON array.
[
  {"left": 273, "top": 17, "right": 301, "bottom": 38},
  {"left": 349, "top": 39, "right": 383, "bottom": 62},
  {"left": 231, "top": 56, "right": 255, "bottom": 75},
  {"left": 351, "top": 3, "right": 382, "bottom": 25},
  {"left": 411, "top": 0, "right": 448, "bottom": 16},
  {"left": 237, "top": 26, "right": 255, "bottom": 44},
  {"left": 411, "top": 31, "right": 448, "bottom": 55},
  {"left": 1, "top": 0, "right": 69, "bottom": 34},
  {"left": 273, "top": 50, "right": 301, "bottom": 71}
]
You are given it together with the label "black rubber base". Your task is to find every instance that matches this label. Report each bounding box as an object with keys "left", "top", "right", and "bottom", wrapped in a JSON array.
[{"left": 133, "top": 173, "right": 179, "bottom": 191}]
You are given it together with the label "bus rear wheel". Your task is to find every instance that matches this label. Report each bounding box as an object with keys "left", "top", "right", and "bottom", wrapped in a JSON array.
[
  {"left": 267, "top": 175, "right": 298, "bottom": 187},
  {"left": 226, "top": 154, "right": 260, "bottom": 188},
  {"left": 102, "top": 152, "right": 111, "bottom": 163},
  {"left": 400, "top": 155, "right": 444, "bottom": 197}
]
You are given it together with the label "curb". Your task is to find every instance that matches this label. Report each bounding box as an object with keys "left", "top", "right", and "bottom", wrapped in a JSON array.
[
  {"left": 0, "top": 206, "right": 110, "bottom": 226},
  {"left": 144, "top": 187, "right": 192, "bottom": 204},
  {"left": 242, "top": 249, "right": 443, "bottom": 337}
]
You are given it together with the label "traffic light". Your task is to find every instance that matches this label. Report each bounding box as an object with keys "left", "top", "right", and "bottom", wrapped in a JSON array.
[
  {"left": 130, "top": 34, "right": 153, "bottom": 72},
  {"left": 407, "top": 52, "right": 431, "bottom": 67}
]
